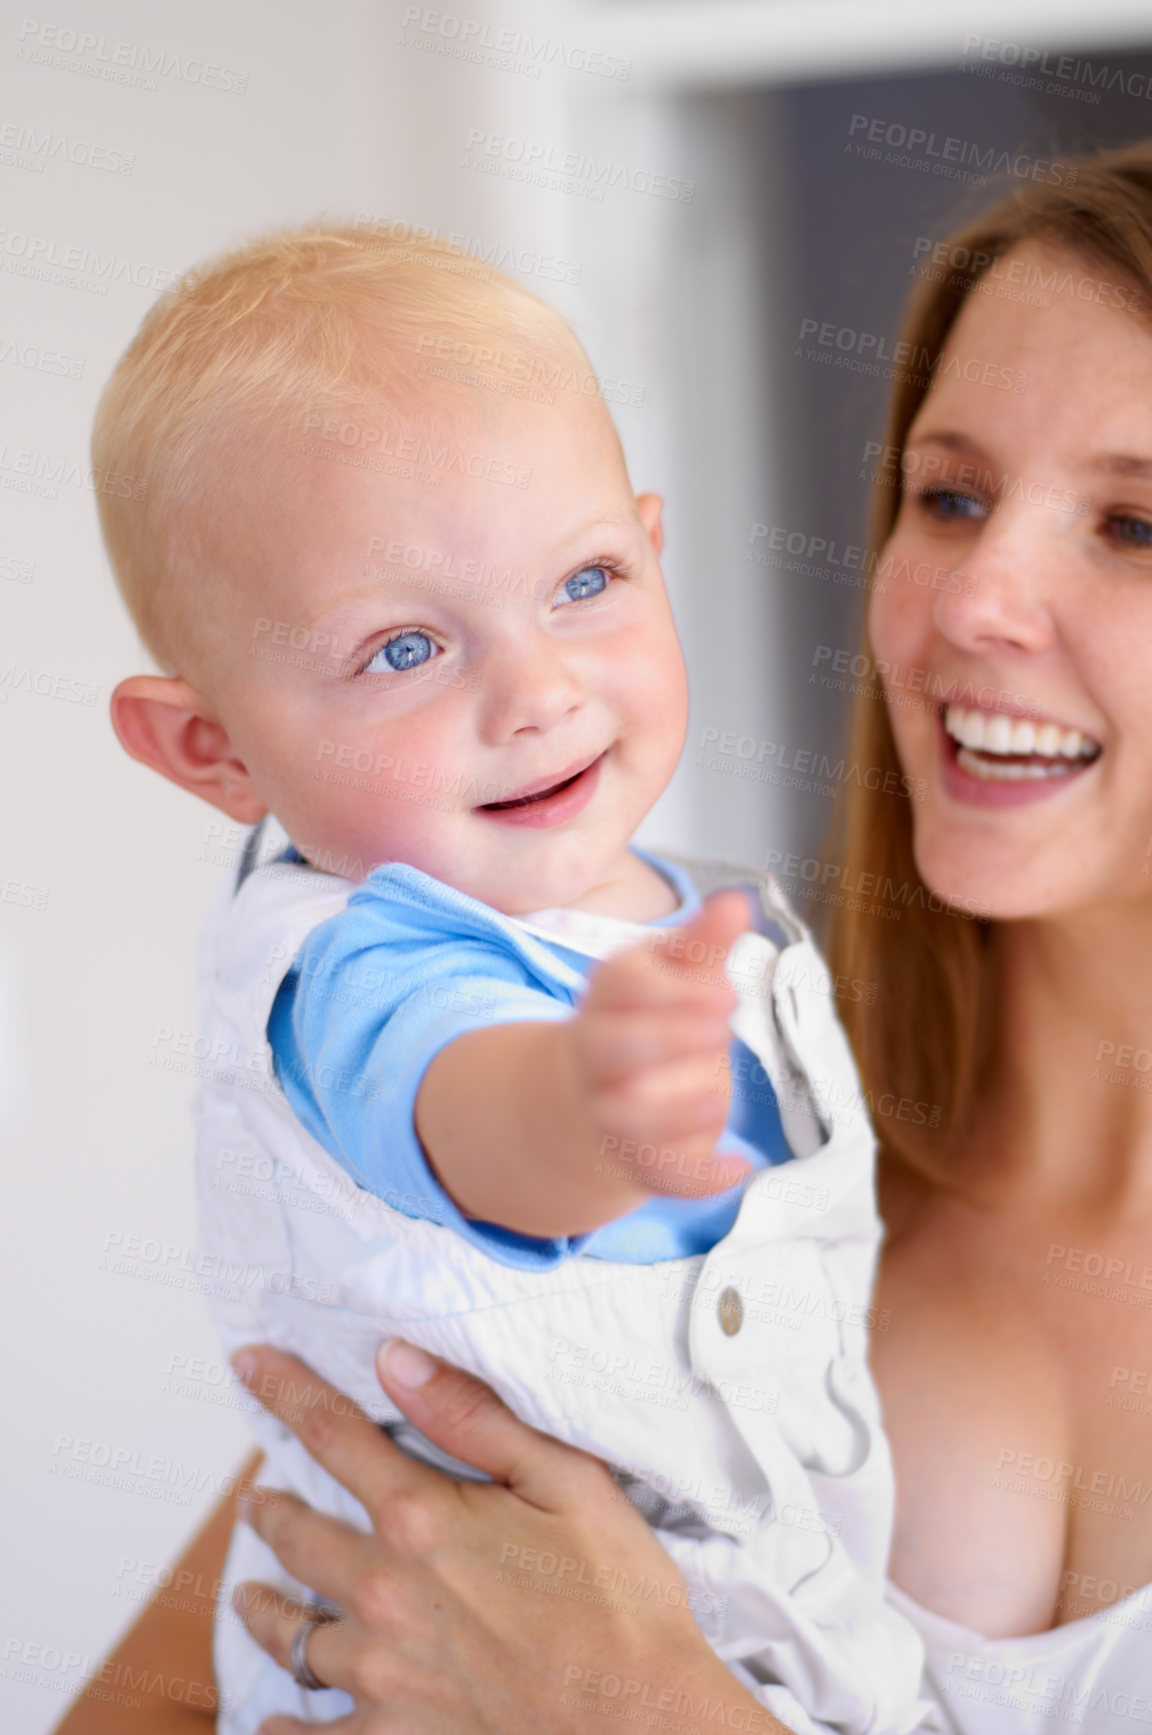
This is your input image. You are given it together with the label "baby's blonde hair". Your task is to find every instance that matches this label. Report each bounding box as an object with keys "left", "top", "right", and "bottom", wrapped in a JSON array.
[{"left": 92, "top": 221, "right": 596, "bottom": 677}]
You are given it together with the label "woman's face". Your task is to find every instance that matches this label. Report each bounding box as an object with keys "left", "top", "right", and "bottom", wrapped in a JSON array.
[{"left": 870, "top": 241, "right": 1152, "bottom": 921}]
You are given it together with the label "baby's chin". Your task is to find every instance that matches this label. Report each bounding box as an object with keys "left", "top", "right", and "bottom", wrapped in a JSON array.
[
  {"left": 454, "top": 866, "right": 597, "bottom": 918},
  {"left": 293, "top": 801, "right": 637, "bottom": 910},
  {"left": 450, "top": 844, "right": 627, "bottom": 918}
]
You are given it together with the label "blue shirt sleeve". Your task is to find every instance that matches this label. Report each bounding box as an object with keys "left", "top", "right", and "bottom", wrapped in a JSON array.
[
  {"left": 267, "top": 866, "right": 586, "bottom": 1270},
  {"left": 265, "top": 854, "right": 793, "bottom": 1271}
]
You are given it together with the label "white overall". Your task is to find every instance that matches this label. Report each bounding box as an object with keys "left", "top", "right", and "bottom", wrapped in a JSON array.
[{"left": 193, "top": 825, "right": 937, "bottom": 1734}]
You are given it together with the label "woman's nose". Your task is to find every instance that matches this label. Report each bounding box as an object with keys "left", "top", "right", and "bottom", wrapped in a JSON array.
[
  {"left": 930, "top": 510, "right": 1061, "bottom": 658},
  {"left": 477, "top": 637, "right": 586, "bottom": 742}
]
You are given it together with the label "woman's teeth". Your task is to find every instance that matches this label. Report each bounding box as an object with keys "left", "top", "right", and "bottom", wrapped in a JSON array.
[{"left": 944, "top": 704, "right": 1101, "bottom": 781}]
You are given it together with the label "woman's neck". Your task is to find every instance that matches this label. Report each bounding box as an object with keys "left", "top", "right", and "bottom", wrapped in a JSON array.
[{"left": 972, "top": 900, "right": 1152, "bottom": 1207}]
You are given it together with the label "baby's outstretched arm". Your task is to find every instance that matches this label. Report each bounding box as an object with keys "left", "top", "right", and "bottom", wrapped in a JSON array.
[{"left": 415, "top": 893, "right": 753, "bottom": 1238}]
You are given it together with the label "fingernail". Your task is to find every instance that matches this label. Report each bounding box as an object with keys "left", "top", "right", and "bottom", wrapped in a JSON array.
[
  {"left": 232, "top": 1349, "right": 258, "bottom": 1385},
  {"left": 378, "top": 1338, "right": 437, "bottom": 1388}
]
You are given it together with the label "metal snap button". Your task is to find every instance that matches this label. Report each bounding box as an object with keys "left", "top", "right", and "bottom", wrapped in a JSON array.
[{"left": 718, "top": 1286, "right": 744, "bottom": 1336}]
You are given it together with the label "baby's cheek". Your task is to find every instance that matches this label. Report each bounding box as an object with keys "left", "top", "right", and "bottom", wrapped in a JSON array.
[{"left": 631, "top": 628, "right": 687, "bottom": 719}]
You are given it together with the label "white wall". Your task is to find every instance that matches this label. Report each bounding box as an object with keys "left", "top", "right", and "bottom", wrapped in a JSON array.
[
  {"left": 0, "top": 3, "right": 608, "bottom": 1726},
  {"left": 5, "top": 1, "right": 1152, "bottom": 1728}
]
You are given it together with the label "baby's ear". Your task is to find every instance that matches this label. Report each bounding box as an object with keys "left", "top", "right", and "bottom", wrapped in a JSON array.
[
  {"left": 635, "top": 491, "right": 665, "bottom": 559},
  {"left": 110, "top": 676, "right": 267, "bottom": 824}
]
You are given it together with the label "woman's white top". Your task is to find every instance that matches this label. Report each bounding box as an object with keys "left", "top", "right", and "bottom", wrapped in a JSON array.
[{"left": 889, "top": 1579, "right": 1152, "bottom": 1732}]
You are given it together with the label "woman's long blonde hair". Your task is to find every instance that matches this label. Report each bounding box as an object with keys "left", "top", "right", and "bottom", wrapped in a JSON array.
[{"left": 824, "top": 141, "right": 1152, "bottom": 1187}]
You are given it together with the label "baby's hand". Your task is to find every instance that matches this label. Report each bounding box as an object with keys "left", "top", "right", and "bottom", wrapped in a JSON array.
[{"left": 572, "top": 892, "right": 754, "bottom": 1201}]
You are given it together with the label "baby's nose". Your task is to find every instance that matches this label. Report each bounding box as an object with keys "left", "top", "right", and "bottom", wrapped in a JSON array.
[{"left": 480, "top": 641, "right": 585, "bottom": 739}]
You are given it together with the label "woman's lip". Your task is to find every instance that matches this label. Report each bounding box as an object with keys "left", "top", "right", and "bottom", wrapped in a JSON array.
[
  {"left": 936, "top": 714, "right": 1100, "bottom": 809},
  {"left": 476, "top": 752, "right": 605, "bottom": 829}
]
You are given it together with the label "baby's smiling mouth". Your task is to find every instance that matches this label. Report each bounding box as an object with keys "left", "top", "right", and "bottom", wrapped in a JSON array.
[
  {"left": 942, "top": 704, "right": 1102, "bottom": 781},
  {"left": 478, "top": 751, "right": 607, "bottom": 812}
]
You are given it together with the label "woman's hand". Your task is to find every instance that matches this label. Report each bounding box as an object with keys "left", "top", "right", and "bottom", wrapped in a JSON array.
[{"left": 232, "top": 1340, "right": 772, "bottom": 1734}]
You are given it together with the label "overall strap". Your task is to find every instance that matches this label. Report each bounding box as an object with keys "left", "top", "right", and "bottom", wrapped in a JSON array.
[
  {"left": 233, "top": 814, "right": 296, "bottom": 896},
  {"left": 655, "top": 851, "right": 808, "bottom": 951}
]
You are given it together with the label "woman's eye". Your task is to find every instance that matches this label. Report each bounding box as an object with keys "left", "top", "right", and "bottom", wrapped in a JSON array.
[
  {"left": 361, "top": 630, "right": 438, "bottom": 674},
  {"left": 1103, "top": 513, "right": 1152, "bottom": 552},
  {"left": 915, "top": 487, "right": 987, "bottom": 523},
  {"left": 557, "top": 565, "right": 610, "bottom": 606}
]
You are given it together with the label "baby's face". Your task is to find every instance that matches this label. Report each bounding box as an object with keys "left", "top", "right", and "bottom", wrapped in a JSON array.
[{"left": 203, "top": 387, "right": 689, "bottom": 913}]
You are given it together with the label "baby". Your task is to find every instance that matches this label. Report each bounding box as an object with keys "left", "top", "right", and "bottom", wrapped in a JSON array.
[{"left": 95, "top": 226, "right": 936, "bottom": 1735}]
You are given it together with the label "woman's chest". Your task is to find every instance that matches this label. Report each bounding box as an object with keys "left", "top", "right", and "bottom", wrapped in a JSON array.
[{"left": 872, "top": 1195, "right": 1152, "bottom": 1638}]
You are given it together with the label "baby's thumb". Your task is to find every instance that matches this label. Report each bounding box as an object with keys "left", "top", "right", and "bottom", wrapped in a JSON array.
[{"left": 657, "top": 889, "right": 751, "bottom": 977}]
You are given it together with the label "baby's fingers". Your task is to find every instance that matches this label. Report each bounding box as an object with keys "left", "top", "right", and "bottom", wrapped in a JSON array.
[
  {"left": 594, "top": 1056, "right": 752, "bottom": 1198},
  {"left": 578, "top": 1007, "right": 734, "bottom": 1084}
]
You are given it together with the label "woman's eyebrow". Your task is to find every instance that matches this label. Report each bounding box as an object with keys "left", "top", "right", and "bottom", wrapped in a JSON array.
[
  {"left": 1085, "top": 452, "right": 1152, "bottom": 480},
  {"left": 905, "top": 429, "right": 990, "bottom": 463},
  {"left": 911, "top": 432, "right": 1152, "bottom": 482}
]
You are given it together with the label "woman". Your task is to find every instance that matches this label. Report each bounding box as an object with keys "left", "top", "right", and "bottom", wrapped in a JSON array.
[{"left": 57, "top": 141, "right": 1152, "bottom": 1733}]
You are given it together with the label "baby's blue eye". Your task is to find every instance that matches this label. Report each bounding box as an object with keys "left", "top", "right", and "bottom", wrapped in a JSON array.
[
  {"left": 558, "top": 566, "right": 609, "bottom": 605},
  {"left": 364, "top": 631, "right": 436, "bottom": 674}
]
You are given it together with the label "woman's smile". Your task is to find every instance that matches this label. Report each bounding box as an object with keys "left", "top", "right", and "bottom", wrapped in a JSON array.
[{"left": 937, "top": 700, "right": 1103, "bottom": 807}]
